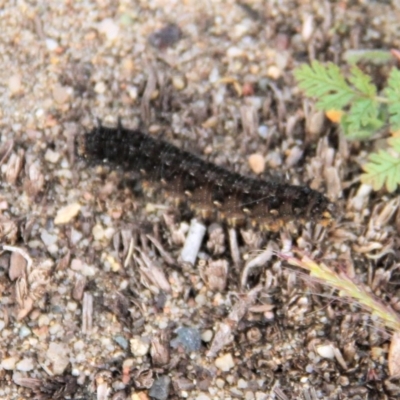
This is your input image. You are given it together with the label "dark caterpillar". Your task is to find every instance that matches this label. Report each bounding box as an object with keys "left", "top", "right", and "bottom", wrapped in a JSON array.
[{"left": 80, "top": 122, "right": 335, "bottom": 231}]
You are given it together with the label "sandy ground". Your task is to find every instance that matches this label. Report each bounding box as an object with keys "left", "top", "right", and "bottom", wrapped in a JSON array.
[{"left": 1, "top": 0, "right": 400, "bottom": 399}]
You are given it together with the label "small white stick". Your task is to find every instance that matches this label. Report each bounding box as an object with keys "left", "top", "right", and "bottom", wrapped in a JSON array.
[{"left": 180, "top": 218, "right": 206, "bottom": 265}]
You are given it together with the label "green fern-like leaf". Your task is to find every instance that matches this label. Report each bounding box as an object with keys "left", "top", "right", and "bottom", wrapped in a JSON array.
[
  {"left": 388, "top": 137, "right": 400, "bottom": 153},
  {"left": 347, "top": 99, "right": 379, "bottom": 131},
  {"left": 361, "top": 149, "right": 400, "bottom": 192},
  {"left": 386, "top": 68, "right": 400, "bottom": 131},
  {"left": 348, "top": 67, "right": 377, "bottom": 97},
  {"left": 343, "top": 67, "right": 379, "bottom": 132},
  {"left": 294, "top": 61, "right": 355, "bottom": 110}
]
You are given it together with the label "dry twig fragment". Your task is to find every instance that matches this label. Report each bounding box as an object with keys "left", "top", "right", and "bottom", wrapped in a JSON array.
[
  {"left": 180, "top": 218, "right": 206, "bottom": 265},
  {"left": 207, "top": 286, "right": 262, "bottom": 357},
  {"left": 82, "top": 292, "right": 93, "bottom": 334}
]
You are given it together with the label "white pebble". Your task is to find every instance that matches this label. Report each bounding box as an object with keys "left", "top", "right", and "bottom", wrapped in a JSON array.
[
  {"left": 215, "top": 378, "right": 225, "bottom": 388},
  {"left": 201, "top": 330, "right": 213, "bottom": 343},
  {"left": 316, "top": 343, "right": 335, "bottom": 359},
  {"left": 8, "top": 74, "right": 22, "bottom": 95},
  {"left": 209, "top": 67, "right": 220, "bottom": 83},
  {"left": 81, "top": 264, "right": 96, "bottom": 277},
  {"left": 74, "top": 340, "right": 85, "bottom": 351},
  {"left": 238, "top": 378, "right": 248, "bottom": 389},
  {"left": 1, "top": 357, "right": 17, "bottom": 370},
  {"left": 130, "top": 336, "right": 149, "bottom": 357},
  {"left": 98, "top": 18, "right": 120, "bottom": 41},
  {"left": 19, "top": 326, "right": 31, "bottom": 338},
  {"left": 195, "top": 294, "right": 207, "bottom": 307},
  {"left": 245, "top": 391, "right": 255, "bottom": 400},
  {"left": 92, "top": 224, "right": 105, "bottom": 241},
  {"left": 71, "top": 228, "right": 83, "bottom": 244},
  {"left": 227, "top": 46, "right": 245, "bottom": 58},
  {"left": 40, "top": 230, "right": 58, "bottom": 247},
  {"left": 38, "top": 314, "right": 50, "bottom": 327},
  {"left": 196, "top": 395, "right": 210, "bottom": 400},
  {"left": 128, "top": 86, "right": 138, "bottom": 100},
  {"left": 67, "top": 301, "right": 77, "bottom": 312},
  {"left": 45, "top": 38, "right": 59, "bottom": 51},
  {"left": 46, "top": 343, "right": 70, "bottom": 374},
  {"left": 16, "top": 358, "right": 35, "bottom": 372},
  {"left": 94, "top": 81, "right": 106, "bottom": 94},
  {"left": 44, "top": 149, "right": 61, "bottom": 164},
  {"left": 49, "top": 323, "right": 62, "bottom": 335},
  {"left": 215, "top": 353, "right": 235, "bottom": 372},
  {"left": 257, "top": 125, "right": 269, "bottom": 139}
]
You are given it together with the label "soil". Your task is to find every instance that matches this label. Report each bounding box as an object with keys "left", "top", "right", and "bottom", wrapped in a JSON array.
[{"left": 1, "top": 1, "right": 400, "bottom": 399}]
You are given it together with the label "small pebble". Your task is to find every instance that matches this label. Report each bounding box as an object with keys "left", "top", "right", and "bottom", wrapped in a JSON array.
[
  {"left": 16, "top": 358, "right": 35, "bottom": 372},
  {"left": 227, "top": 46, "right": 245, "bottom": 58},
  {"left": 74, "top": 340, "right": 85, "bottom": 352},
  {"left": 201, "top": 329, "right": 213, "bottom": 343},
  {"left": 54, "top": 203, "right": 81, "bottom": 225},
  {"left": 114, "top": 335, "right": 129, "bottom": 350},
  {"left": 258, "top": 125, "right": 269, "bottom": 139},
  {"left": 215, "top": 353, "right": 235, "bottom": 372},
  {"left": 196, "top": 395, "right": 210, "bottom": 400},
  {"left": 38, "top": 314, "right": 50, "bottom": 327},
  {"left": 94, "top": 81, "right": 106, "bottom": 94},
  {"left": 40, "top": 230, "right": 58, "bottom": 247},
  {"left": 67, "top": 301, "right": 78, "bottom": 311},
  {"left": 248, "top": 153, "right": 265, "bottom": 174},
  {"left": 317, "top": 343, "right": 335, "bottom": 359},
  {"left": 149, "top": 375, "right": 171, "bottom": 400},
  {"left": 45, "top": 38, "right": 59, "bottom": 51},
  {"left": 8, "top": 74, "right": 22, "bottom": 95},
  {"left": 215, "top": 378, "right": 225, "bottom": 388},
  {"left": 1, "top": 357, "right": 18, "bottom": 370},
  {"left": 195, "top": 294, "right": 207, "bottom": 306},
  {"left": 92, "top": 224, "right": 106, "bottom": 241},
  {"left": 70, "top": 228, "right": 83, "bottom": 245},
  {"left": 245, "top": 391, "right": 255, "bottom": 400},
  {"left": 46, "top": 342, "right": 69, "bottom": 374},
  {"left": 19, "top": 326, "right": 31, "bottom": 338},
  {"left": 170, "top": 327, "right": 202, "bottom": 352},
  {"left": 130, "top": 336, "right": 149, "bottom": 357},
  {"left": 172, "top": 75, "right": 186, "bottom": 90},
  {"left": 98, "top": 18, "right": 120, "bottom": 41},
  {"left": 238, "top": 378, "right": 248, "bottom": 389},
  {"left": 267, "top": 65, "right": 281, "bottom": 80},
  {"left": 44, "top": 149, "right": 61, "bottom": 164},
  {"left": 81, "top": 264, "right": 96, "bottom": 277},
  {"left": 49, "top": 323, "right": 62, "bottom": 335},
  {"left": 128, "top": 85, "right": 138, "bottom": 100},
  {"left": 52, "top": 84, "right": 70, "bottom": 104}
]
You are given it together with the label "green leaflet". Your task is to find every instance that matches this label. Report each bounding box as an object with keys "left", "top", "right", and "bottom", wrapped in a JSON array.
[
  {"left": 294, "top": 61, "right": 354, "bottom": 110},
  {"left": 386, "top": 69, "right": 400, "bottom": 131},
  {"left": 361, "top": 149, "right": 400, "bottom": 192},
  {"left": 295, "top": 60, "right": 400, "bottom": 192}
]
